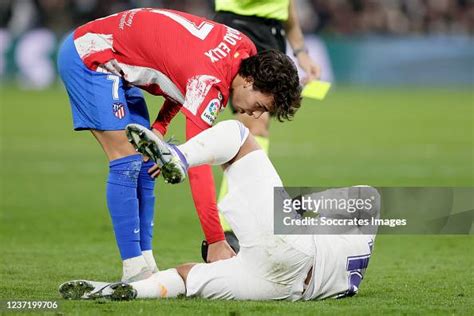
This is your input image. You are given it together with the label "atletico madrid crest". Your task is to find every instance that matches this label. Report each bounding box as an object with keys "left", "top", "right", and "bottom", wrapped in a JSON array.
[{"left": 113, "top": 102, "right": 126, "bottom": 119}]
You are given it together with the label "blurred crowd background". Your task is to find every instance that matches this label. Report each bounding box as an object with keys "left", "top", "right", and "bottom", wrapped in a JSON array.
[
  {"left": 1, "top": 0, "right": 472, "bottom": 36},
  {"left": 0, "top": 0, "right": 472, "bottom": 88}
]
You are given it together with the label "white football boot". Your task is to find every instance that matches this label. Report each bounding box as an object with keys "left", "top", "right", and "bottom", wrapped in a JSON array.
[{"left": 126, "top": 123, "right": 188, "bottom": 184}]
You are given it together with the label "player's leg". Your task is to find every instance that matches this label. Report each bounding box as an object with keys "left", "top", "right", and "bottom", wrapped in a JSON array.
[
  {"left": 57, "top": 34, "right": 152, "bottom": 282},
  {"left": 217, "top": 113, "right": 270, "bottom": 240},
  {"left": 92, "top": 88, "right": 159, "bottom": 280},
  {"left": 217, "top": 113, "right": 270, "bottom": 196},
  {"left": 103, "top": 255, "right": 302, "bottom": 301},
  {"left": 112, "top": 265, "right": 194, "bottom": 300},
  {"left": 126, "top": 87, "right": 159, "bottom": 274},
  {"left": 214, "top": 151, "right": 316, "bottom": 301},
  {"left": 106, "top": 258, "right": 288, "bottom": 301},
  {"left": 181, "top": 246, "right": 309, "bottom": 301},
  {"left": 126, "top": 120, "right": 252, "bottom": 184},
  {"left": 63, "top": 268, "right": 187, "bottom": 300},
  {"left": 127, "top": 268, "right": 186, "bottom": 299},
  {"left": 90, "top": 130, "right": 151, "bottom": 282},
  {"left": 137, "top": 158, "right": 159, "bottom": 273}
]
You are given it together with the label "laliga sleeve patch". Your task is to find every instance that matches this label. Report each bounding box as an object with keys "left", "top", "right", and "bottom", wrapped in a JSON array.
[{"left": 201, "top": 98, "right": 221, "bottom": 126}]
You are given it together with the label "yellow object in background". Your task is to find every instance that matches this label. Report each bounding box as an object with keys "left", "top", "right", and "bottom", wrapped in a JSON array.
[{"left": 302, "top": 80, "right": 332, "bottom": 100}]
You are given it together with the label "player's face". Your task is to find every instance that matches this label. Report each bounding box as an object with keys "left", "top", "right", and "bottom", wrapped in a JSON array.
[{"left": 231, "top": 83, "right": 274, "bottom": 119}]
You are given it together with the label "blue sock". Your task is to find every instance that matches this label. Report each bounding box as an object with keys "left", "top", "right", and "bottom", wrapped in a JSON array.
[
  {"left": 107, "top": 154, "right": 143, "bottom": 260},
  {"left": 137, "top": 160, "right": 156, "bottom": 251}
]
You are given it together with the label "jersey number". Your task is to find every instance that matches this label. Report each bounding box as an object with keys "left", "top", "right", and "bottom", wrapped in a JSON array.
[
  {"left": 150, "top": 9, "right": 214, "bottom": 40},
  {"left": 107, "top": 75, "right": 120, "bottom": 100}
]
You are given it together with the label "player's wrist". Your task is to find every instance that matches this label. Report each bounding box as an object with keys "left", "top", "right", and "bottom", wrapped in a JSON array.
[
  {"left": 206, "top": 233, "right": 226, "bottom": 244},
  {"left": 151, "top": 122, "right": 167, "bottom": 137},
  {"left": 293, "top": 46, "right": 308, "bottom": 57}
]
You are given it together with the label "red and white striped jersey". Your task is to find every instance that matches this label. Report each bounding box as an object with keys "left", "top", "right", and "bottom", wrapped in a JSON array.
[{"left": 73, "top": 8, "right": 257, "bottom": 130}]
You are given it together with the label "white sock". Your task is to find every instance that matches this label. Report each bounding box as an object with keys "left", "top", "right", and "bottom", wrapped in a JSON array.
[
  {"left": 131, "top": 269, "right": 185, "bottom": 299},
  {"left": 177, "top": 120, "right": 249, "bottom": 167},
  {"left": 142, "top": 250, "right": 159, "bottom": 273},
  {"left": 122, "top": 255, "right": 149, "bottom": 281}
]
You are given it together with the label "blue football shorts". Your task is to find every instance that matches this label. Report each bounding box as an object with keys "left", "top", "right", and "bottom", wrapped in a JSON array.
[{"left": 57, "top": 33, "right": 150, "bottom": 131}]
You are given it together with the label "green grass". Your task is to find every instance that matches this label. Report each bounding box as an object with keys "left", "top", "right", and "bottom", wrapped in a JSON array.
[{"left": 0, "top": 85, "right": 473, "bottom": 315}]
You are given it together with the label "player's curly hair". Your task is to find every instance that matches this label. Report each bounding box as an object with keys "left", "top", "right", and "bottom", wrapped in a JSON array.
[{"left": 238, "top": 50, "right": 302, "bottom": 121}]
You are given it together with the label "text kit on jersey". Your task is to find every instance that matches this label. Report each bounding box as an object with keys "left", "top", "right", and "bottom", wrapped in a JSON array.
[{"left": 205, "top": 27, "right": 242, "bottom": 63}]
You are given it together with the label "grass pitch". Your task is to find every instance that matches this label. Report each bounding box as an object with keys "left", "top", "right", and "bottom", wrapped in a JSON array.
[{"left": 0, "top": 85, "right": 472, "bottom": 315}]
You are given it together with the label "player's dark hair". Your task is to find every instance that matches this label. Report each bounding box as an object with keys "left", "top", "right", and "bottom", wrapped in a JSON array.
[{"left": 238, "top": 50, "right": 302, "bottom": 121}]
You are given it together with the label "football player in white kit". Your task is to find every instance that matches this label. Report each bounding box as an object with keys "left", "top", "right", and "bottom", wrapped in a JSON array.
[{"left": 59, "top": 120, "right": 378, "bottom": 301}]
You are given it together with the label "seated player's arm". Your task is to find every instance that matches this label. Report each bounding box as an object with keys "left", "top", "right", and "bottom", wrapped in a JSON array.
[{"left": 186, "top": 117, "right": 235, "bottom": 262}]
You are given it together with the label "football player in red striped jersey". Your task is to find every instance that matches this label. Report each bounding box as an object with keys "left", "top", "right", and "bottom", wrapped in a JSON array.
[{"left": 57, "top": 8, "right": 301, "bottom": 282}]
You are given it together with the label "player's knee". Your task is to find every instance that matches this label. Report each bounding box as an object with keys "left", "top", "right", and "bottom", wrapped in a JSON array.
[
  {"left": 92, "top": 130, "right": 139, "bottom": 161},
  {"left": 215, "top": 120, "right": 250, "bottom": 148},
  {"left": 223, "top": 133, "right": 261, "bottom": 169},
  {"left": 108, "top": 155, "right": 142, "bottom": 182},
  {"left": 227, "top": 119, "right": 261, "bottom": 154},
  {"left": 218, "top": 120, "right": 263, "bottom": 168}
]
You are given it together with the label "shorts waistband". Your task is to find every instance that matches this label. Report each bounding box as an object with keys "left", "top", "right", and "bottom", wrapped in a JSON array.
[{"left": 216, "top": 11, "right": 284, "bottom": 27}]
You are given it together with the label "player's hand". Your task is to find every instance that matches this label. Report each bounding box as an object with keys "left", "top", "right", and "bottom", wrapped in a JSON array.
[
  {"left": 147, "top": 164, "right": 161, "bottom": 179},
  {"left": 152, "top": 128, "right": 164, "bottom": 140},
  {"left": 99, "top": 59, "right": 126, "bottom": 78},
  {"left": 206, "top": 240, "right": 236, "bottom": 263},
  {"left": 146, "top": 128, "right": 165, "bottom": 179},
  {"left": 297, "top": 52, "right": 321, "bottom": 85}
]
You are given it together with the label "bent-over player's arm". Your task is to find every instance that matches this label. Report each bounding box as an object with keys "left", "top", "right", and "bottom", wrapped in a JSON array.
[
  {"left": 151, "top": 99, "right": 182, "bottom": 137},
  {"left": 150, "top": 86, "right": 236, "bottom": 262},
  {"left": 185, "top": 117, "right": 236, "bottom": 262},
  {"left": 146, "top": 99, "right": 182, "bottom": 178}
]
